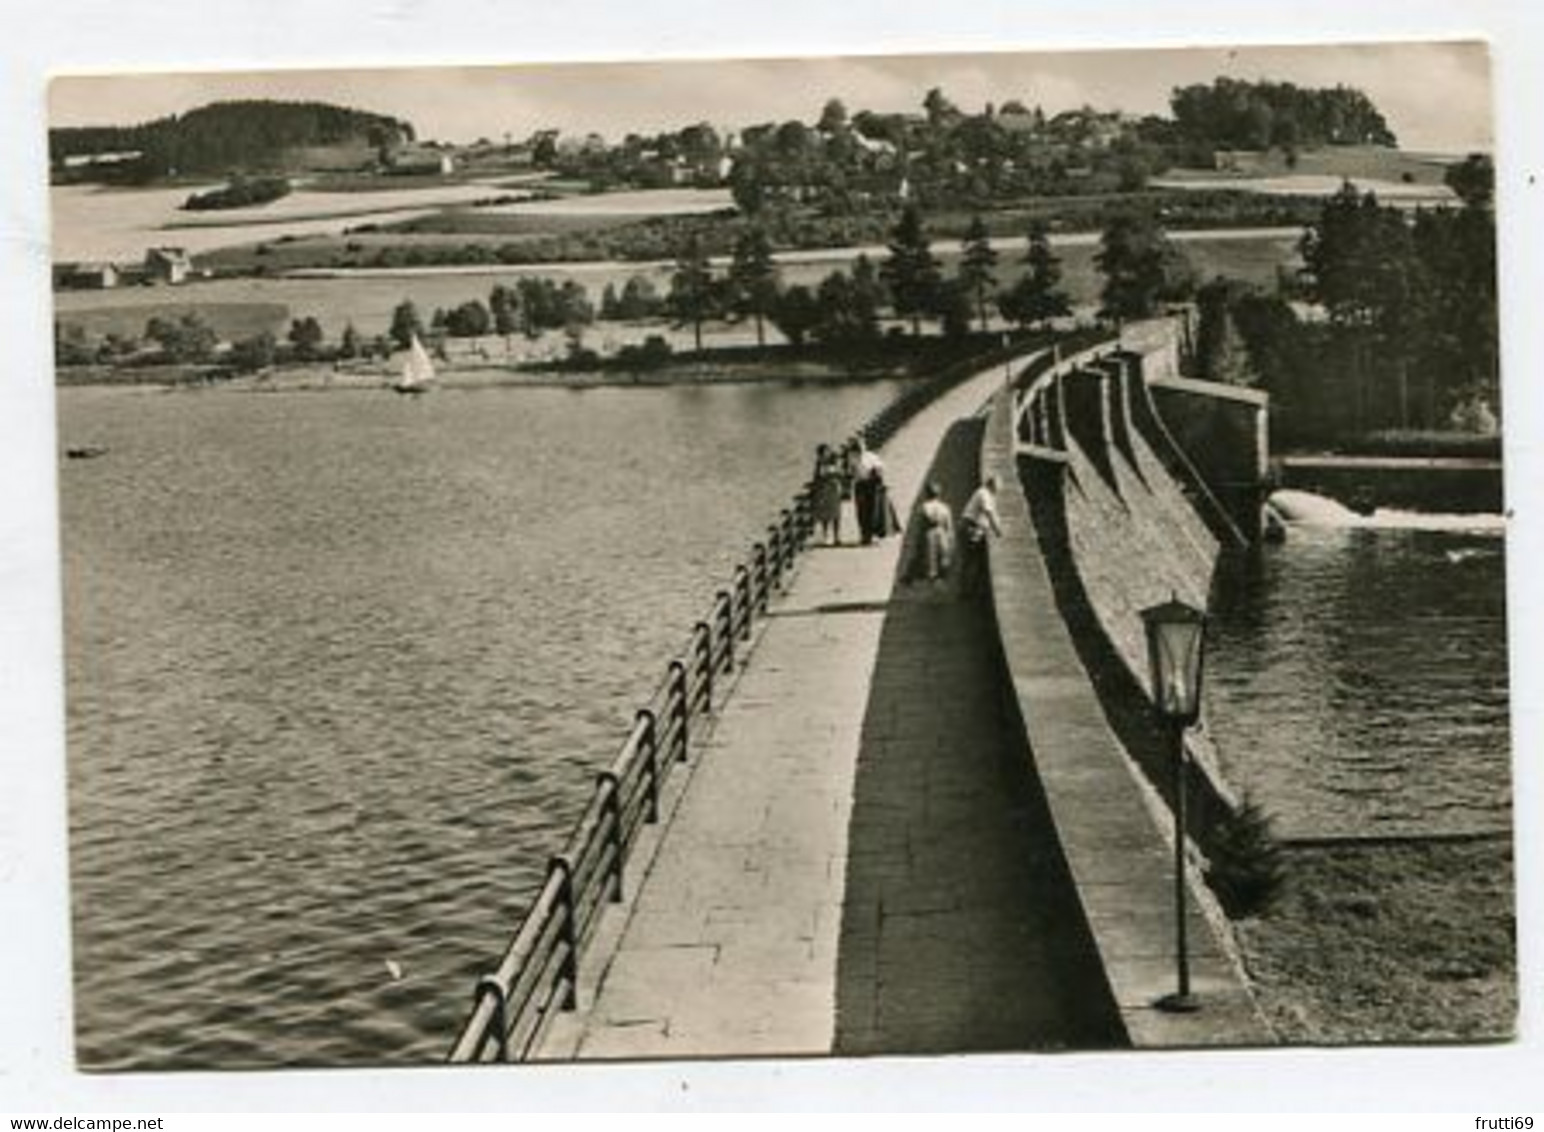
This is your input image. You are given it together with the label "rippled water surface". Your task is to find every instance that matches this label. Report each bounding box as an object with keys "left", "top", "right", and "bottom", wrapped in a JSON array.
[
  {"left": 1206, "top": 525, "right": 1511, "bottom": 840},
  {"left": 58, "top": 377, "right": 905, "bottom": 1069}
]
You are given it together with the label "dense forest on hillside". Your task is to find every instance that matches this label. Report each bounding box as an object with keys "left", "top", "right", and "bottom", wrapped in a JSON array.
[{"left": 50, "top": 100, "right": 413, "bottom": 181}]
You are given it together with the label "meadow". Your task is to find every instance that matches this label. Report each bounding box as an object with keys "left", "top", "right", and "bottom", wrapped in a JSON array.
[{"left": 55, "top": 227, "right": 1305, "bottom": 352}]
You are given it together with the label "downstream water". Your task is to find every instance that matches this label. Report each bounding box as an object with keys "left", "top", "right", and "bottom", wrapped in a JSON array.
[
  {"left": 1206, "top": 522, "right": 1511, "bottom": 841},
  {"left": 57, "top": 377, "right": 904, "bottom": 1070}
]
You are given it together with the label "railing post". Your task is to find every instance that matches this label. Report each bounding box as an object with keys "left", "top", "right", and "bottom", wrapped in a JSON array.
[
  {"left": 474, "top": 975, "right": 510, "bottom": 1062},
  {"left": 596, "top": 770, "right": 624, "bottom": 903},
  {"left": 793, "top": 492, "right": 811, "bottom": 548},
  {"left": 549, "top": 855, "right": 579, "bottom": 1010},
  {"left": 766, "top": 525, "right": 783, "bottom": 590},
  {"left": 780, "top": 508, "right": 795, "bottom": 570},
  {"left": 716, "top": 590, "right": 734, "bottom": 672},
  {"left": 733, "top": 565, "right": 752, "bottom": 639},
  {"left": 636, "top": 708, "right": 659, "bottom": 821},
  {"left": 694, "top": 620, "right": 714, "bottom": 712},
  {"left": 753, "top": 541, "right": 769, "bottom": 611},
  {"left": 668, "top": 658, "right": 690, "bottom": 761}
]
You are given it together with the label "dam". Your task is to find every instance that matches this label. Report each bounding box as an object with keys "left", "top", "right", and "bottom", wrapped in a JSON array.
[{"left": 449, "top": 318, "right": 1285, "bottom": 1061}]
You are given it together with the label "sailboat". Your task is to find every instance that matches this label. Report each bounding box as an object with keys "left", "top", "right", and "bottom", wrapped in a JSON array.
[{"left": 393, "top": 334, "right": 436, "bottom": 395}]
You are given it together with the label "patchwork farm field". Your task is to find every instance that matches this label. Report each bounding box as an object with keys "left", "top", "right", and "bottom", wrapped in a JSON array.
[{"left": 55, "top": 228, "right": 1305, "bottom": 347}]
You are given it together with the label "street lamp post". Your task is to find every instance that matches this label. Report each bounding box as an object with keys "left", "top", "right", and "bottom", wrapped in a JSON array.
[{"left": 1140, "top": 594, "right": 1209, "bottom": 1014}]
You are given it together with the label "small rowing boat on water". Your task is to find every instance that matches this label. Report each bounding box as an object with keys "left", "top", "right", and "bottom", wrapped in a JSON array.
[{"left": 393, "top": 334, "right": 436, "bottom": 395}]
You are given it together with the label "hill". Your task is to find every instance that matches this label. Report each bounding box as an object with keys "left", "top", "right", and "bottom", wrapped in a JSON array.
[{"left": 50, "top": 100, "right": 415, "bottom": 183}]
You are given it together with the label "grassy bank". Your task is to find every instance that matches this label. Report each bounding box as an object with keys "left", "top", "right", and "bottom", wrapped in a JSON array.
[
  {"left": 1234, "top": 838, "right": 1516, "bottom": 1044},
  {"left": 57, "top": 341, "right": 953, "bottom": 392},
  {"left": 55, "top": 301, "right": 289, "bottom": 342}
]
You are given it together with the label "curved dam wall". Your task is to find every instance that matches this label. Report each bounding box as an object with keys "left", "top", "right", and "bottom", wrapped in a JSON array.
[
  {"left": 1016, "top": 333, "right": 1262, "bottom": 830},
  {"left": 984, "top": 324, "right": 1273, "bottom": 1045}
]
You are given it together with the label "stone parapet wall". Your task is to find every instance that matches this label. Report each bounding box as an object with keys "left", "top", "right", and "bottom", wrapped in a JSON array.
[{"left": 983, "top": 353, "right": 1272, "bottom": 1046}]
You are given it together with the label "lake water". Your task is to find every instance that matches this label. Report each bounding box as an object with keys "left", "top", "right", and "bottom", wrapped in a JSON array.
[
  {"left": 1206, "top": 523, "right": 1512, "bottom": 841},
  {"left": 60, "top": 379, "right": 1512, "bottom": 1069},
  {"left": 58, "top": 377, "right": 905, "bottom": 1069}
]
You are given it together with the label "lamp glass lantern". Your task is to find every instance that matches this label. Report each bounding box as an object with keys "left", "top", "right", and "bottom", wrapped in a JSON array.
[
  {"left": 1139, "top": 593, "right": 1209, "bottom": 1014},
  {"left": 1141, "top": 596, "right": 1208, "bottom": 725}
]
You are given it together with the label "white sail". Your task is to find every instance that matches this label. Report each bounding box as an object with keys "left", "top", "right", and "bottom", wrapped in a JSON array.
[{"left": 395, "top": 334, "right": 437, "bottom": 392}]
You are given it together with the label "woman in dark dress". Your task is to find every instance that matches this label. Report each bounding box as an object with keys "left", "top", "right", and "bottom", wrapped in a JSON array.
[{"left": 850, "top": 439, "right": 883, "bottom": 544}]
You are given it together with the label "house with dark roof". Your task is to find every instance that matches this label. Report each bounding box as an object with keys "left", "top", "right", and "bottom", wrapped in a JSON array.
[
  {"left": 53, "top": 262, "right": 120, "bottom": 290},
  {"left": 145, "top": 247, "right": 193, "bottom": 285}
]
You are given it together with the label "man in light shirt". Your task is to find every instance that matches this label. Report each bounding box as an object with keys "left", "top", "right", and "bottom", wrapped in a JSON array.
[{"left": 959, "top": 474, "right": 1004, "bottom": 594}]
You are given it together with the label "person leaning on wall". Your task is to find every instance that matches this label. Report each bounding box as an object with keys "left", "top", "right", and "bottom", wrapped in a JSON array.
[{"left": 959, "top": 473, "right": 1004, "bottom": 595}]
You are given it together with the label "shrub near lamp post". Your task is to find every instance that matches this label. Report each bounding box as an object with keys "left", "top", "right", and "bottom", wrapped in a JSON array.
[{"left": 1140, "top": 594, "right": 1209, "bottom": 1014}]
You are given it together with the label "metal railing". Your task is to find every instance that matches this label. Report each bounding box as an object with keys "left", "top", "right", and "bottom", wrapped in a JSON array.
[{"left": 447, "top": 338, "right": 1049, "bottom": 1064}]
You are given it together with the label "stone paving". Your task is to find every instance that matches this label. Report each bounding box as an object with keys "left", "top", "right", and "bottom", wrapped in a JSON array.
[
  {"left": 540, "top": 364, "right": 1025, "bottom": 1060},
  {"left": 833, "top": 418, "right": 1123, "bottom": 1055},
  {"left": 536, "top": 348, "right": 1275, "bottom": 1063}
]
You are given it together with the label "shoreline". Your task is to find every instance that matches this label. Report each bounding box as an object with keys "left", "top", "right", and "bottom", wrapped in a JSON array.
[{"left": 58, "top": 356, "right": 918, "bottom": 394}]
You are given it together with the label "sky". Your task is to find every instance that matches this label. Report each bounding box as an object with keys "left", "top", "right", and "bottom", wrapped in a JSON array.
[{"left": 48, "top": 41, "right": 1493, "bottom": 155}]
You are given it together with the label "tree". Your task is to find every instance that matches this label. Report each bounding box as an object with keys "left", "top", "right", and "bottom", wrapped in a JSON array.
[
  {"left": 229, "top": 331, "right": 277, "bottom": 373},
  {"left": 1248, "top": 178, "right": 1500, "bottom": 438},
  {"left": 54, "top": 321, "right": 95, "bottom": 367},
  {"left": 1168, "top": 78, "right": 1396, "bottom": 153},
  {"left": 769, "top": 285, "right": 821, "bottom": 347},
  {"left": 677, "top": 122, "right": 722, "bottom": 167},
  {"left": 923, "top": 87, "right": 961, "bottom": 127},
  {"left": 145, "top": 313, "right": 218, "bottom": 363},
  {"left": 998, "top": 220, "right": 1071, "bottom": 330},
  {"left": 444, "top": 299, "right": 492, "bottom": 338},
  {"left": 388, "top": 300, "right": 424, "bottom": 349},
  {"left": 513, "top": 277, "right": 559, "bottom": 336},
  {"left": 287, "top": 316, "right": 324, "bottom": 360},
  {"left": 531, "top": 129, "right": 559, "bottom": 166},
  {"left": 339, "top": 323, "right": 362, "bottom": 360},
  {"left": 957, "top": 215, "right": 999, "bottom": 332},
  {"left": 818, "top": 98, "right": 849, "bottom": 134},
  {"left": 773, "top": 120, "right": 816, "bottom": 162},
  {"left": 618, "top": 275, "right": 664, "bottom": 320},
  {"left": 1194, "top": 279, "right": 1255, "bottom": 385},
  {"left": 1299, "top": 182, "right": 1418, "bottom": 429},
  {"left": 728, "top": 154, "right": 769, "bottom": 215},
  {"left": 727, "top": 226, "right": 780, "bottom": 346},
  {"left": 881, "top": 205, "right": 943, "bottom": 335},
  {"left": 556, "top": 280, "right": 594, "bottom": 329},
  {"left": 668, "top": 233, "right": 716, "bottom": 351},
  {"left": 849, "top": 255, "right": 887, "bottom": 330},
  {"left": 1095, "top": 213, "right": 1195, "bottom": 323},
  {"left": 489, "top": 285, "right": 520, "bottom": 336},
  {"left": 934, "top": 279, "right": 973, "bottom": 340},
  {"left": 1445, "top": 153, "right": 1494, "bottom": 210},
  {"left": 600, "top": 282, "right": 622, "bottom": 320},
  {"left": 812, "top": 268, "right": 880, "bottom": 347}
]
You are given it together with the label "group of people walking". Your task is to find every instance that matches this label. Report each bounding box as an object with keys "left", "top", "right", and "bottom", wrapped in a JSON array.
[
  {"left": 917, "top": 474, "right": 1003, "bottom": 591},
  {"left": 810, "top": 437, "right": 1004, "bottom": 592},
  {"left": 811, "top": 438, "right": 900, "bottom": 547}
]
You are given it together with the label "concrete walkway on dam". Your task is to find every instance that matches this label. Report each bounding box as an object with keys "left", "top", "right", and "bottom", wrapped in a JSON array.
[{"left": 538, "top": 360, "right": 1114, "bottom": 1061}]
